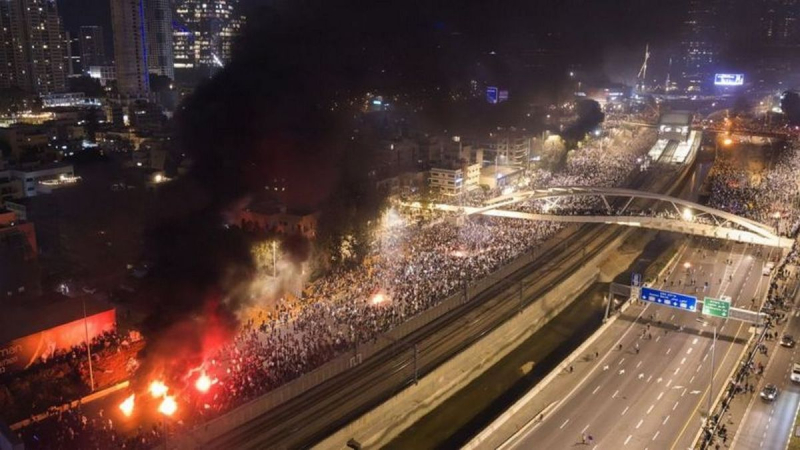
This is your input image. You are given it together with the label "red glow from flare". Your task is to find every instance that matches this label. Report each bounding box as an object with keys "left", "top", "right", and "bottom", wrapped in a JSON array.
[
  {"left": 119, "top": 394, "right": 135, "bottom": 417},
  {"left": 158, "top": 395, "right": 177, "bottom": 416},
  {"left": 149, "top": 380, "right": 168, "bottom": 398},
  {"left": 195, "top": 373, "right": 212, "bottom": 393}
]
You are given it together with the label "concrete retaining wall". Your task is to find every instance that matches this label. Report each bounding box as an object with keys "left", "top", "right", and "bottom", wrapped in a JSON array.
[{"left": 316, "top": 229, "right": 633, "bottom": 449}]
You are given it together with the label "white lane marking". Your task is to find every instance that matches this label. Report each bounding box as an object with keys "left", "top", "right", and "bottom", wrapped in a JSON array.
[
  {"left": 582, "top": 424, "right": 590, "bottom": 434},
  {"left": 560, "top": 419, "right": 570, "bottom": 429},
  {"left": 619, "top": 358, "right": 626, "bottom": 365},
  {"left": 647, "top": 404, "right": 655, "bottom": 414},
  {"left": 682, "top": 388, "right": 687, "bottom": 397},
  {"left": 636, "top": 419, "right": 644, "bottom": 429},
  {"left": 680, "top": 357, "right": 686, "bottom": 365},
  {"left": 637, "top": 361, "right": 643, "bottom": 368},
  {"left": 656, "top": 336, "right": 661, "bottom": 342},
  {"left": 703, "top": 353, "right": 708, "bottom": 362},
  {"left": 666, "top": 379, "right": 673, "bottom": 388},
  {"left": 622, "top": 406, "right": 630, "bottom": 415},
  {"left": 689, "top": 376, "right": 695, "bottom": 384},
  {"left": 692, "top": 338, "right": 698, "bottom": 345},
  {"left": 670, "top": 314, "right": 675, "bottom": 321},
  {"left": 674, "top": 367, "right": 680, "bottom": 375},
  {"left": 666, "top": 348, "right": 672, "bottom": 355},
  {"left": 613, "top": 390, "right": 619, "bottom": 399},
  {"left": 625, "top": 435, "right": 633, "bottom": 445},
  {"left": 647, "top": 375, "right": 653, "bottom": 383},
  {"left": 673, "top": 401, "right": 679, "bottom": 411},
  {"left": 653, "top": 431, "right": 660, "bottom": 441},
  {"left": 687, "top": 347, "right": 693, "bottom": 355},
  {"left": 663, "top": 415, "right": 670, "bottom": 425},
  {"left": 657, "top": 391, "right": 664, "bottom": 401},
  {"left": 696, "top": 364, "right": 702, "bottom": 372},
  {"left": 592, "top": 385, "right": 601, "bottom": 395}
]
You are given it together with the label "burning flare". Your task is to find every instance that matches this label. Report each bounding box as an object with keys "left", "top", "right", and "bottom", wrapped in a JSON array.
[
  {"left": 371, "top": 292, "right": 388, "bottom": 305},
  {"left": 158, "top": 395, "right": 178, "bottom": 416},
  {"left": 149, "top": 380, "right": 169, "bottom": 398},
  {"left": 119, "top": 394, "right": 135, "bottom": 417},
  {"left": 195, "top": 373, "right": 212, "bottom": 393}
]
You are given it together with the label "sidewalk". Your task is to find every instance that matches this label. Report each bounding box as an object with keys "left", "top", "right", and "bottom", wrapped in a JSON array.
[{"left": 710, "top": 265, "right": 800, "bottom": 450}]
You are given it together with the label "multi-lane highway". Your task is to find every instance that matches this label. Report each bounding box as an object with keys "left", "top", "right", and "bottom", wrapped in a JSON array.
[
  {"left": 731, "top": 284, "right": 800, "bottom": 450},
  {"left": 502, "top": 239, "right": 776, "bottom": 450}
]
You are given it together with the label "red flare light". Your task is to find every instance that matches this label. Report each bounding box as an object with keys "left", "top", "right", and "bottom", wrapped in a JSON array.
[
  {"left": 158, "top": 395, "right": 177, "bottom": 416},
  {"left": 149, "top": 380, "right": 168, "bottom": 398},
  {"left": 195, "top": 373, "right": 212, "bottom": 393},
  {"left": 119, "top": 394, "right": 135, "bottom": 417}
]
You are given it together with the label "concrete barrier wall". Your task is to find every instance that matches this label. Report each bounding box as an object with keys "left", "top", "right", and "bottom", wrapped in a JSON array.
[
  {"left": 175, "top": 225, "right": 581, "bottom": 448},
  {"left": 316, "top": 229, "right": 632, "bottom": 449}
]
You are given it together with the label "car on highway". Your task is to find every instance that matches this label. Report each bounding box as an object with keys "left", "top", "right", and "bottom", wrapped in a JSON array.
[
  {"left": 761, "top": 384, "right": 779, "bottom": 401},
  {"left": 781, "top": 335, "right": 796, "bottom": 348},
  {"left": 763, "top": 261, "right": 775, "bottom": 276},
  {"left": 792, "top": 364, "right": 800, "bottom": 383}
]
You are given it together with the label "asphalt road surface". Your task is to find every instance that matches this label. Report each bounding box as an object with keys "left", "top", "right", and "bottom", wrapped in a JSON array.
[
  {"left": 731, "top": 288, "right": 800, "bottom": 450},
  {"left": 504, "top": 239, "right": 776, "bottom": 450}
]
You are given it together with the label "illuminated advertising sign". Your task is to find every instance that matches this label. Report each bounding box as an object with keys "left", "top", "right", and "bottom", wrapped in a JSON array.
[
  {"left": 714, "top": 74, "right": 744, "bottom": 86},
  {"left": 486, "top": 86, "right": 499, "bottom": 104},
  {"left": 0, "top": 309, "right": 116, "bottom": 374}
]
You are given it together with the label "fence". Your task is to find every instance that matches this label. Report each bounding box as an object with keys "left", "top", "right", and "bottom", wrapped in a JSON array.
[{"left": 177, "top": 224, "right": 582, "bottom": 448}]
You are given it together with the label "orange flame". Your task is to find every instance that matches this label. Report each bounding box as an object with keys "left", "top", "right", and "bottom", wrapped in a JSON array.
[
  {"left": 195, "top": 373, "right": 212, "bottom": 393},
  {"left": 119, "top": 394, "right": 135, "bottom": 417},
  {"left": 149, "top": 380, "right": 168, "bottom": 398},
  {"left": 158, "top": 395, "right": 177, "bottom": 416}
]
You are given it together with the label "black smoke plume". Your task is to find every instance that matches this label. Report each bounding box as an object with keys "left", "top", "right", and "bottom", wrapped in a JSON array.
[{"left": 136, "top": 0, "right": 460, "bottom": 382}]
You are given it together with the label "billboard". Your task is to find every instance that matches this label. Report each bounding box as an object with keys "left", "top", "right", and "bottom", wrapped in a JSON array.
[
  {"left": 714, "top": 74, "right": 744, "bottom": 86},
  {"left": 486, "top": 86, "right": 499, "bottom": 104},
  {"left": 0, "top": 308, "right": 116, "bottom": 374}
]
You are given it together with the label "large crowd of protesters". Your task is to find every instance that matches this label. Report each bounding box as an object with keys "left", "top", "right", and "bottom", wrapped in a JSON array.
[
  {"left": 13, "top": 125, "right": 690, "bottom": 448},
  {"left": 708, "top": 139, "right": 800, "bottom": 236}
]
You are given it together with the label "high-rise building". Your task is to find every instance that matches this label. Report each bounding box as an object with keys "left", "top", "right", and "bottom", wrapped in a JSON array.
[
  {"left": 111, "top": 0, "right": 150, "bottom": 95},
  {"left": 79, "top": 25, "right": 105, "bottom": 71},
  {"left": 680, "top": 0, "right": 720, "bottom": 91},
  {"left": 144, "top": 0, "right": 173, "bottom": 79},
  {"left": 64, "top": 31, "right": 80, "bottom": 76},
  {"left": 0, "top": 1, "right": 17, "bottom": 90},
  {"left": 760, "top": 0, "right": 800, "bottom": 45},
  {"left": 0, "top": 0, "right": 66, "bottom": 94},
  {"left": 173, "top": 0, "right": 244, "bottom": 70}
]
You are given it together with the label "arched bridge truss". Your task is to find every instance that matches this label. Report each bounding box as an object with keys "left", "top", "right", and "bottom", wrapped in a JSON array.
[{"left": 432, "top": 187, "right": 792, "bottom": 248}]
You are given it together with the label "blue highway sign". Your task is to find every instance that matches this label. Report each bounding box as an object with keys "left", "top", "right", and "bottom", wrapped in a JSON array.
[{"left": 640, "top": 287, "right": 697, "bottom": 312}]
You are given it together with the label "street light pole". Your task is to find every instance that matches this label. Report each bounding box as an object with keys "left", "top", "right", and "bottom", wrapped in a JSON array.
[
  {"left": 82, "top": 296, "right": 95, "bottom": 392},
  {"left": 272, "top": 241, "right": 277, "bottom": 277},
  {"left": 708, "top": 326, "right": 716, "bottom": 419}
]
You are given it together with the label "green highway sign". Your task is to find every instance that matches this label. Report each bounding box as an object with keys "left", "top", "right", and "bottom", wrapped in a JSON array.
[{"left": 702, "top": 296, "right": 731, "bottom": 318}]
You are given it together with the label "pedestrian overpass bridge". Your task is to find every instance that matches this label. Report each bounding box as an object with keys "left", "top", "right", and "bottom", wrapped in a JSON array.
[{"left": 424, "top": 186, "right": 793, "bottom": 248}]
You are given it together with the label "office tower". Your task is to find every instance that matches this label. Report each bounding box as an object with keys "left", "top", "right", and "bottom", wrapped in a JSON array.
[
  {"left": 173, "top": 0, "right": 244, "bottom": 70},
  {"left": 680, "top": 0, "right": 720, "bottom": 91},
  {"left": 144, "top": 0, "right": 173, "bottom": 79},
  {"left": 111, "top": 0, "right": 149, "bottom": 95},
  {"left": 64, "top": 31, "right": 80, "bottom": 75},
  {"left": 79, "top": 25, "right": 106, "bottom": 71},
  {"left": 0, "top": 0, "right": 66, "bottom": 93}
]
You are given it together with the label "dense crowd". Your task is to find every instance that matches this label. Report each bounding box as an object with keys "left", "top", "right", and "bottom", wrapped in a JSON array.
[
  {"left": 708, "top": 140, "right": 800, "bottom": 236},
  {"left": 16, "top": 125, "right": 657, "bottom": 448}
]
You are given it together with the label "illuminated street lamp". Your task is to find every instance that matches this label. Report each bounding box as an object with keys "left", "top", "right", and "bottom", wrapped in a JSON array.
[{"left": 682, "top": 208, "right": 693, "bottom": 221}]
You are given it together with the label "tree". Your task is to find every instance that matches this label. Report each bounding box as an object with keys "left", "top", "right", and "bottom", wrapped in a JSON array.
[
  {"left": 781, "top": 91, "right": 800, "bottom": 125},
  {"left": 562, "top": 99, "right": 604, "bottom": 142}
]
